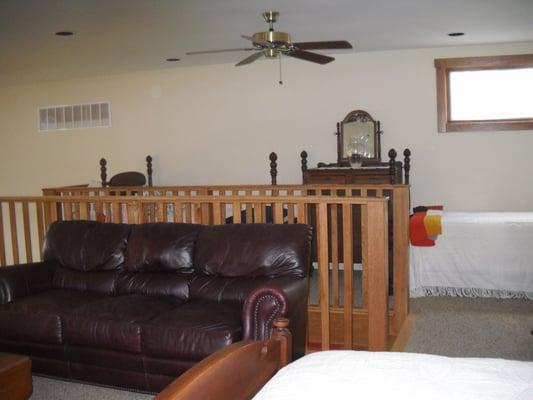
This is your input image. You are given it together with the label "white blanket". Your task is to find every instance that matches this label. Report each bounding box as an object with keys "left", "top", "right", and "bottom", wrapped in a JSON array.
[
  {"left": 410, "top": 212, "right": 533, "bottom": 299},
  {"left": 252, "top": 351, "right": 533, "bottom": 400}
]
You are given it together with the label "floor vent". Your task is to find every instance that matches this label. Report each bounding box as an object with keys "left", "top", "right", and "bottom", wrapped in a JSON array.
[{"left": 39, "top": 102, "right": 111, "bottom": 132}]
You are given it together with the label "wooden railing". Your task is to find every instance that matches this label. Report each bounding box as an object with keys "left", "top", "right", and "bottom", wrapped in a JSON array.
[
  {"left": 3, "top": 186, "right": 408, "bottom": 351},
  {"left": 44, "top": 183, "right": 410, "bottom": 337}
]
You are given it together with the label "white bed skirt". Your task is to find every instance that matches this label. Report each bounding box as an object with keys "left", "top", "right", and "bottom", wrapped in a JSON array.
[{"left": 409, "top": 212, "right": 533, "bottom": 300}]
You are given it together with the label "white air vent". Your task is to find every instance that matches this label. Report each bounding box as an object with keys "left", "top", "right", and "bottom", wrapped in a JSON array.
[{"left": 39, "top": 102, "right": 111, "bottom": 132}]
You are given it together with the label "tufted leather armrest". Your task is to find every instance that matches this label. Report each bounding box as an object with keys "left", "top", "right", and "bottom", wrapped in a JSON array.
[
  {"left": 242, "top": 277, "right": 309, "bottom": 358},
  {"left": 0, "top": 262, "right": 55, "bottom": 304}
]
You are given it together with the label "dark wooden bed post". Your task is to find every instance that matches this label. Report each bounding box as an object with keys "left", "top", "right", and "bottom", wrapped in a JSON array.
[
  {"left": 300, "top": 150, "right": 308, "bottom": 173},
  {"left": 271, "top": 318, "right": 292, "bottom": 368},
  {"left": 388, "top": 149, "right": 397, "bottom": 184},
  {"left": 269, "top": 152, "right": 278, "bottom": 185},
  {"left": 403, "top": 148, "right": 411, "bottom": 185},
  {"left": 146, "top": 155, "right": 153, "bottom": 187},
  {"left": 100, "top": 158, "right": 107, "bottom": 187}
]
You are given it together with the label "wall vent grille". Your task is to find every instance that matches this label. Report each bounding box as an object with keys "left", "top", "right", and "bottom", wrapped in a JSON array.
[{"left": 39, "top": 102, "right": 111, "bottom": 132}]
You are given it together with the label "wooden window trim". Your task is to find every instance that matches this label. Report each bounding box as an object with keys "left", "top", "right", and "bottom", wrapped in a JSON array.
[{"left": 434, "top": 54, "right": 533, "bottom": 132}]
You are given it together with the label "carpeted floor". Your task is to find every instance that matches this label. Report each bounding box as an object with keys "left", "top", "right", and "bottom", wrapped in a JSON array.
[
  {"left": 30, "top": 376, "right": 153, "bottom": 400},
  {"left": 405, "top": 296, "right": 533, "bottom": 360},
  {"left": 29, "top": 296, "right": 533, "bottom": 398}
]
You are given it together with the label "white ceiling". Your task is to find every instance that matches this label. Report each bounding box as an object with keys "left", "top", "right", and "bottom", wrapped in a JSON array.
[{"left": 1, "top": 0, "right": 533, "bottom": 87}]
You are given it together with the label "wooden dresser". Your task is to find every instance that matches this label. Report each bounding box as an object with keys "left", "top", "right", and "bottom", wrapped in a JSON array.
[{"left": 302, "top": 164, "right": 403, "bottom": 185}]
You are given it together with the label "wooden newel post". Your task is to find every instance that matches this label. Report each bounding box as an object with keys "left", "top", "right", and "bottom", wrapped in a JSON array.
[
  {"left": 146, "top": 155, "right": 153, "bottom": 187},
  {"left": 403, "top": 148, "right": 411, "bottom": 185},
  {"left": 100, "top": 158, "right": 107, "bottom": 187},
  {"left": 269, "top": 152, "right": 278, "bottom": 185},
  {"left": 300, "top": 150, "right": 308, "bottom": 173},
  {"left": 272, "top": 318, "right": 292, "bottom": 367},
  {"left": 388, "top": 149, "right": 397, "bottom": 184}
]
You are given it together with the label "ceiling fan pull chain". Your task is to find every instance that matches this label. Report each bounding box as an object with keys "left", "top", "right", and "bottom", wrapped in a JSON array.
[{"left": 279, "top": 52, "right": 283, "bottom": 85}]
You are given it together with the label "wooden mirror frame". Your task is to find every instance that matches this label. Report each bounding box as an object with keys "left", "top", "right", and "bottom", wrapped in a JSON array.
[{"left": 337, "top": 110, "right": 382, "bottom": 164}]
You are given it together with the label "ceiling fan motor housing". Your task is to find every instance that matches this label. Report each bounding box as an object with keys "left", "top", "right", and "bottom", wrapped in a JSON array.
[{"left": 252, "top": 31, "right": 292, "bottom": 57}]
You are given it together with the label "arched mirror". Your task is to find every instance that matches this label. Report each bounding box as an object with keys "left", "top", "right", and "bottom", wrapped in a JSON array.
[{"left": 337, "top": 110, "right": 381, "bottom": 164}]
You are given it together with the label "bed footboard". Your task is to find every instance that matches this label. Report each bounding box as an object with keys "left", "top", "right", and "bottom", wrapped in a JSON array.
[{"left": 155, "top": 318, "right": 291, "bottom": 400}]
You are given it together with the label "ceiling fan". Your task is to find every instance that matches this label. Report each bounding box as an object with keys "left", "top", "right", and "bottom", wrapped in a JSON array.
[{"left": 186, "top": 11, "right": 353, "bottom": 66}]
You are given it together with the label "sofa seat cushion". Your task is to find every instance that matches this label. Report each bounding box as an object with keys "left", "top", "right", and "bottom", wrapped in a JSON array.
[
  {"left": 142, "top": 300, "right": 242, "bottom": 360},
  {"left": 63, "top": 295, "right": 176, "bottom": 354},
  {"left": 0, "top": 289, "right": 104, "bottom": 344}
]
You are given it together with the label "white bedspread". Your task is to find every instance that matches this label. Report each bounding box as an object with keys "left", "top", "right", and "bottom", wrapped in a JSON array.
[
  {"left": 410, "top": 212, "right": 533, "bottom": 299},
  {"left": 252, "top": 351, "right": 533, "bottom": 400}
]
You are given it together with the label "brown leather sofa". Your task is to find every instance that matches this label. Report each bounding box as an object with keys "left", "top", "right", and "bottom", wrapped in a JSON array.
[{"left": 0, "top": 220, "right": 312, "bottom": 392}]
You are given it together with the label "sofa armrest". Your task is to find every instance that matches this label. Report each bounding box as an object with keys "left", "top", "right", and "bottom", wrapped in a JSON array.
[
  {"left": 0, "top": 262, "right": 54, "bottom": 304},
  {"left": 242, "top": 277, "right": 308, "bottom": 358},
  {"left": 242, "top": 285, "right": 288, "bottom": 341}
]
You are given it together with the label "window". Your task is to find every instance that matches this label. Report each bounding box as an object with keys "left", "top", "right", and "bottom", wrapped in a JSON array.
[{"left": 434, "top": 54, "right": 533, "bottom": 132}]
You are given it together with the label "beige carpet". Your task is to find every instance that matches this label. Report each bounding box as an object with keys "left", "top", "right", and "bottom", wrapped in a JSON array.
[{"left": 405, "top": 297, "right": 533, "bottom": 360}]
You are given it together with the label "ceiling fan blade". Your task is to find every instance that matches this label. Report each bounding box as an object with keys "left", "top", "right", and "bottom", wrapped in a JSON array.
[
  {"left": 241, "top": 35, "right": 254, "bottom": 42},
  {"left": 293, "top": 40, "right": 353, "bottom": 50},
  {"left": 235, "top": 51, "right": 264, "bottom": 66},
  {"left": 186, "top": 48, "right": 255, "bottom": 55},
  {"left": 287, "top": 50, "right": 334, "bottom": 64}
]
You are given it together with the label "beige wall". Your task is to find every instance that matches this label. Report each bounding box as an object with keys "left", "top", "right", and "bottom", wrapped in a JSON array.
[{"left": 1, "top": 42, "right": 532, "bottom": 211}]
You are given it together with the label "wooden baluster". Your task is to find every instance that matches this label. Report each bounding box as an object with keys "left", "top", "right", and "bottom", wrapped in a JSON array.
[
  {"left": 0, "top": 203, "right": 6, "bottom": 266},
  {"left": 127, "top": 201, "right": 141, "bottom": 224},
  {"left": 95, "top": 201, "right": 104, "bottom": 222},
  {"left": 174, "top": 201, "right": 183, "bottom": 223},
  {"left": 36, "top": 201, "right": 45, "bottom": 256},
  {"left": 342, "top": 203, "right": 354, "bottom": 349},
  {"left": 64, "top": 202, "right": 73, "bottom": 221},
  {"left": 287, "top": 202, "right": 295, "bottom": 224},
  {"left": 100, "top": 158, "right": 107, "bottom": 187},
  {"left": 22, "top": 202, "right": 32, "bottom": 263},
  {"left": 269, "top": 152, "right": 278, "bottom": 185},
  {"left": 46, "top": 199, "right": 59, "bottom": 228},
  {"left": 104, "top": 203, "right": 111, "bottom": 221},
  {"left": 273, "top": 203, "right": 283, "bottom": 224},
  {"left": 185, "top": 204, "right": 192, "bottom": 223},
  {"left": 330, "top": 204, "right": 339, "bottom": 307},
  {"left": 297, "top": 202, "right": 306, "bottom": 224},
  {"left": 245, "top": 190, "right": 253, "bottom": 224},
  {"left": 361, "top": 201, "right": 369, "bottom": 309},
  {"left": 254, "top": 202, "right": 263, "bottom": 223},
  {"left": 392, "top": 187, "right": 410, "bottom": 335},
  {"left": 157, "top": 202, "right": 165, "bottom": 222},
  {"left": 232, "top": 202, "right": 241, "bottom": 224},
  {"left": 317, "top": 202, "right": 330, "bottom": 350},
  {"left": 365, "top": 201, "right": 389, "bottom": 351},
  {"left": 9, "top": 201, "right": 19, "bottom": 264},
  {"left": 403, "top": 148, "right": 411, "bottom": 185},
  {"left": 111, "top": 202, "right": 120, "bottom": 223},
  {"left": 213, "top": 202, "right": 222, "bottom": 225},
  {"left": 388, "top": 149, "right": 397, "bottom": 184}
]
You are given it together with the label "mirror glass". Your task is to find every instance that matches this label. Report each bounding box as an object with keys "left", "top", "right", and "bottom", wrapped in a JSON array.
[{"left": 342, "top": 121, "right": 375, "bottom": 159}]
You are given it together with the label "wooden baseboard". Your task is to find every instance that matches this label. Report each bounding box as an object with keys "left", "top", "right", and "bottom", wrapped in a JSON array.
[{"left": 390, "top": 314, "right": 416, "bottom": 352}]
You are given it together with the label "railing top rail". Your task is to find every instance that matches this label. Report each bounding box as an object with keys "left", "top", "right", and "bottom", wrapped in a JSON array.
[
  {"left": 1, "top": 195, "right": 388, "bottom": 205},
  {"left": 43, "top": 183, "right": 410, "bottom": 192}
]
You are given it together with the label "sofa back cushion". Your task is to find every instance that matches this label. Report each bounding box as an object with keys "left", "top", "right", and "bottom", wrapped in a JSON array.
[
  {"left": 43, "top": 221, "right": 130, "bottom": 271},
  {"left": 124, "top": 223, "right": 202, "bottom": 273},
  {"left": 194, "top": 224, "right": 313, "bottom": 278}
]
